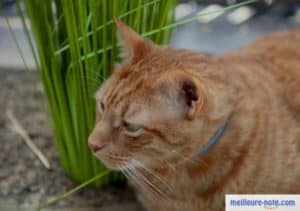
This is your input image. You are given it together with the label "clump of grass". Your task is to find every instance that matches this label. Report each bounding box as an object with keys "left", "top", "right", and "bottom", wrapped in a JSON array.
[{"left": 17, "top": 0, "right": 177, "bottom": 187}]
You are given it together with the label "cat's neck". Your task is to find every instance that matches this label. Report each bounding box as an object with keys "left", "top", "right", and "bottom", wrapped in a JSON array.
[{"left": 193, "top": 114, "right": 231, "bottom": 158}]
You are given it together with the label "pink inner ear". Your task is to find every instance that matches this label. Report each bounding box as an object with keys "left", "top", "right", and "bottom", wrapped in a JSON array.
[{"left": 115, "top": 19, "right": 152, "bottom": 62}]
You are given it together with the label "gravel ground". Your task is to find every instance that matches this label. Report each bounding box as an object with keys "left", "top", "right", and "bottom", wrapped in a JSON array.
[{"left": 0, "top": 70, "right": 144, "bottom": 211}]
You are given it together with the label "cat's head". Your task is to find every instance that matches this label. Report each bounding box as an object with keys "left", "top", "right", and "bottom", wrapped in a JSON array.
[{"left": 88, "top": 20, "right": 222, "bottom": 170}]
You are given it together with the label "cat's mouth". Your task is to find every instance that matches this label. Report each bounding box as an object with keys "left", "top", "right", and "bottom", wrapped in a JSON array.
[{"left": 95, "top": 153, "right": 129, "bottom": 170}]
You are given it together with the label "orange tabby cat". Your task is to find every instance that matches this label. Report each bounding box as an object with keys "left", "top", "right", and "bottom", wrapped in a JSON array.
[{"left": 88, "top": 20, "right": 300, "bottom": 211}]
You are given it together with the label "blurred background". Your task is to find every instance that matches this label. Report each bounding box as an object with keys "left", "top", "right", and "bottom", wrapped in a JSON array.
[
  {"left": 1, "top": 0, "right": 300, "bottom": 69},
  {"left": 0, "top": 0, "right": 299, "bottom": 211}
]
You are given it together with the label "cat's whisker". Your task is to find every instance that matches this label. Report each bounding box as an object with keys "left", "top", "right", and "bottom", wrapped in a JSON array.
[
  {"left": 163, "top": 160, "right": 178, "bottom": 173},
  {"left": 128, "top": 165, "right": 171, "bottom": 201},
  {"left": 132, "top": 159, "right": 173, "bottom": 193},
  {"left": 171, "top": 149, "right": 198, "bottom": 165},
  {"left": 125, "top": 166, "right": 159, "bottom": 197},
  {"left": 137, "top": 150, "right": 178, "bottom": 175},
  {"left": 120, "top": 169, "right": 130, "bottom": 178},
  {"left": 126, "top": 165, "right": 169, "bottom": 200},
  {"left": 122, "top": 168, "right": 148, "bottom": 192},
  {"left": 171, "top": 149, "right": 210, "bottom": 169},
  {"left": 122, "top": 168, "right": 138, "bottom": 184}
]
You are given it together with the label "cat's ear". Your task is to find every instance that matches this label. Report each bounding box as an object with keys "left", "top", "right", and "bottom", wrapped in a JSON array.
[
  {"left": 115, "top": 18, "right": 153, "bottom": 63},
  {"left": 158, "top": 75, "right": 203, "bottom": 120},
  {"left": 177, "top": 76, "right": 203, "bottom": 120}
]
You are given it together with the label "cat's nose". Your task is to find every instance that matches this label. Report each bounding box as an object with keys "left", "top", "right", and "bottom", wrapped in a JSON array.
[{"left": 88, "top": 137, "right": 105, "bottom": 153}]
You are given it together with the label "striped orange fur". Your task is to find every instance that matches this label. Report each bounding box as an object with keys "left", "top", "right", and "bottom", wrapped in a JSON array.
[{"left": 88, "top": 20, "right": 300, "bottom": 211}]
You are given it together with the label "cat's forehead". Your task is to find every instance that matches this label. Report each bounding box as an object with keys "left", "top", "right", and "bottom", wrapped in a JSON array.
[
  {"left": 95, "top": 68, "right": 151, "bottom": 100},
  {"left": 94, "top": 73, "right": 122, "bottom": 100},
  {"left": 124, "top": 86, "right": 186, "bottom": 122},
  {"left": 124, "top": 102, "right": 151, "bottom": 124}
]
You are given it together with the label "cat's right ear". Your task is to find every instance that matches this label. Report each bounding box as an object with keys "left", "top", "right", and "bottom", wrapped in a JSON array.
[{"left": 115, "top": 18, "right": 153, "bottom": 63}]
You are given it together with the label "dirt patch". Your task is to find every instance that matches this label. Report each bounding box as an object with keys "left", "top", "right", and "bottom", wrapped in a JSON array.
[{"left": 0, "top": 70, "right": 144, "bottom": 211}]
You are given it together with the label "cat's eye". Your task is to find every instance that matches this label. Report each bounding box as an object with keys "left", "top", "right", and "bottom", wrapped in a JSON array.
[
  {"left": 122, "top": 121, "right": 142, "bottom": 135},
  {"left": 97, "top": 101, "right": 105, "bottom": 112}
]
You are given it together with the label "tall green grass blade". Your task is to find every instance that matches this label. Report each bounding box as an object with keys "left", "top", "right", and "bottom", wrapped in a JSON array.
[
  {"left": 36, "top": 169, "right": 112, "bottom": 211},
  {"left": 143, "top": 0, "right": 257, "bottom": 37},
  {"left": 54, "top": 0, "right": 163, "bottom": 55},
  {"left": 15, "top": 0, "right": 39, "bottom": 69},
  {"left": 56, "top": 0, "right": 257, "bottom": 61},
  {"left": 4, "top": 16, "right": 30, "bottom": 71}
]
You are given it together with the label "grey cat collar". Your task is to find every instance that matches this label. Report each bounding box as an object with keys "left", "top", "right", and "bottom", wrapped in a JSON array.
[{"left": 195, "top": 115, "right": 231, "bottom": 157}]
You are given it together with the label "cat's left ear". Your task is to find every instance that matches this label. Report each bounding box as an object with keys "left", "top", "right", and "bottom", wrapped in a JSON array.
[
  {"left": 158, "top": 74, "right": 203, "bottom": 120},
  {"left": 178, "top": 76, "right": 203, "bottom": 120},
  {"left": 115, "top": 18, "right": 153, "bottom": 63}
]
